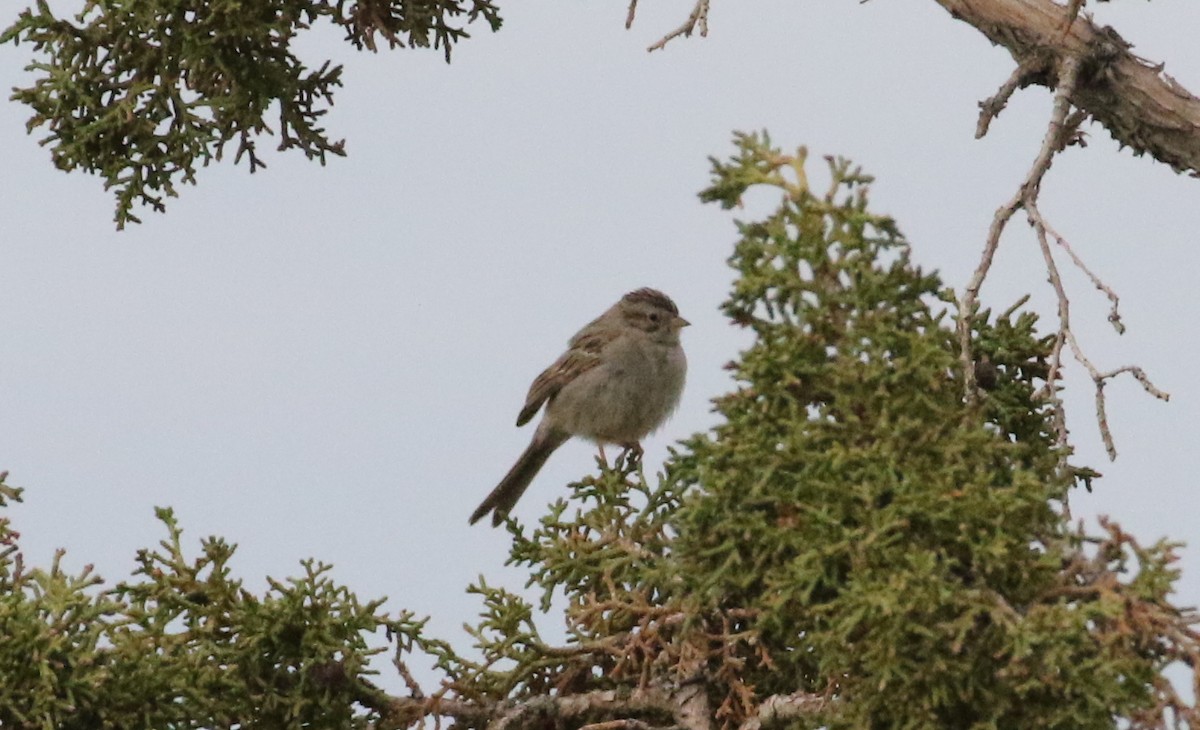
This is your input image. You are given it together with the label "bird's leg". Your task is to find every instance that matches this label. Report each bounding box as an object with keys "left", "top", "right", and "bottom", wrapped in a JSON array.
[
  {"left": 598, "top": 443, "right": 609, "bottom": 469},
  {"left": 617, "top": 441, "right": 644, "bottom": 467}
]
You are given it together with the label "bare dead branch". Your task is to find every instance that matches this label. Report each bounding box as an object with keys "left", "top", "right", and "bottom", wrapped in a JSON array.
[
  {"left": 1029, "top": 202, "right": 1074, "bottom": 452},
  {"left": 1064, "top": 328, "right": 1170, "bottom": 460},
  {"left": 356, "top": 685, "right": 683, "bottom": 730},
  {"left": 960, "top": 53, "right": 1169, "bottom": 461},
  {"left": 957, "top": 59, "right": 1079, "bottom": 401},
  {"left": 737, "top": 691, "right": 829, "bottom": 730},
  {"left": 934, "top": 0, "right": 1200, "bottom": 176},
  {"left": 492, "top": 689, "right": 680, "bottom": 730},
  {"left": 391, "top": 649, "right": 424, "bottom": 699},
  {"left": 627, "top": 0, "right": 1200, "bottom": 173},
  {"left": 1039, "top": 205, "right": 1124, "bottom": 334},
  {"left": 355, "top": 684, "right": 488, "bottom": 729},
  {"left": 1030, "top": 56, "right": 1085, "bottom": 399},
  {"left": 1020, "top": 58, "right": 1170, "bottom": 461},
  {"left": 355, "top": 662, "right": 740, "bottom": 730},
  {"left": 977, "top": 58, "right": 1049, "bottom": 139},
  {"left": 645, "top": 0, "right": 710, "bottom": 53},
  {"left": 622, "top": 0, "right": 1188, "bottom": 460},
  {"left": 957, "top": 183, "right": 1021, "bottom": 399},
  {"left": 1022, "top": 200, "right": 1161, "bottom": 461},
  {"left": 581, "top": 720, "right": 670, "bottom": 730},
  {"left": 1097, "top": 365, "right": 1170, "bottom": 402}
]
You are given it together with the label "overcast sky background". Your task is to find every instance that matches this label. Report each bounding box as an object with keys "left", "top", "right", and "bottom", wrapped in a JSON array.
[{"left": 2, "top": 0, "right": 1197, "bottom": 694}]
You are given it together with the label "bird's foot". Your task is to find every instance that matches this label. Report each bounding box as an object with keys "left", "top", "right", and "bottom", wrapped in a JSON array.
[{"left": 617, "top": 441, "right": 644, "bottom": 468}]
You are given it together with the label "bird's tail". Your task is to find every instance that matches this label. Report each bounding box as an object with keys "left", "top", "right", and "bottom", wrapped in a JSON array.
[{"left": 470, "top": 428, "right": 569, "bottom": 526}]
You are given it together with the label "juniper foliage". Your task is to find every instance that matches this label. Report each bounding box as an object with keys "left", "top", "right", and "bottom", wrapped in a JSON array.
[
  {"left": 0, "top": 485, "right": 390, "bottom": 729},
  {"left": 476, "top": 134, "right": 1197, "bottom": 729},
  {"left": 0, "top": 135, "right": 1194, "bottom": 728},
  {"left": 1, "top": 0, "right": 502, "bottom": 227}
]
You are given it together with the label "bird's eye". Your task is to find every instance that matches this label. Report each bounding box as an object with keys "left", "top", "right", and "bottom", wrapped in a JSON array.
[{"left": 649, "top": 312, "right": 660, "bottom": 322}]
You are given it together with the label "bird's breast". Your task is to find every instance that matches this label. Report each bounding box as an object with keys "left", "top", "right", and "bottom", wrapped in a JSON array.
[{"left": 546, "top": 341, "right": 685, "bottom": 443}]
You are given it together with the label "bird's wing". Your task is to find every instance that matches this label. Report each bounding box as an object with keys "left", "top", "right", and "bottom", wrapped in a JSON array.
[{"left": 515, "top": 330, "right": 608, "bottom": 426}]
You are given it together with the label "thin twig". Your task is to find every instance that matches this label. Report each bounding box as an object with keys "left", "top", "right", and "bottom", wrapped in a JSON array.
[
  {"left": 977, "top": 58, "right": 1046, "bottom": 138},
  {"left": 962, "top": 53, "right": 1168, "bottom": 465},
  {"left": 1029, "top": 204, "right": 1073, "bottom": 452},
  {"left": 1040, "top": 217, "right": 1125, "bottom": 333},
  {"left": 957, "top": 185, "right": 1021, "bottom": 399},
  {"left": 1019, "top": 57, "right": 1170, "bottom": 461},
  {"left": 1063, "top": 328, "right": 1169, "bottom": 460},
  {"left": 647, "top": 0, "right": 710, "bottom": 52},
  {"left": 1021, "top": 55, "right": 1083, "bottom": 412},
  {"left": 534, "top": 634, "right": 626, "bottom": 658},
  {"left": 392, "top": 649, "right": 424, "bottom": 699},
  {"left": 1097, "top": 365, "right": 1170, "bottom": 401},
  {"left": 959, "top": 59, "right": 1078, "bottom": 401},
  {"left": 1023, "top": 57, "right": 1084, "bottom": 466}
]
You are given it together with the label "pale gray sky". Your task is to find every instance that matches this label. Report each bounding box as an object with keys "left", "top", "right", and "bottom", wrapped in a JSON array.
[{"left": 2, "top": 0, "right": 1197, "bottom": 691}]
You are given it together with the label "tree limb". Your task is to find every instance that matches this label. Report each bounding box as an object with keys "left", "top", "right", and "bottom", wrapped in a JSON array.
[
  {"left": 935, "top": 0, "right": 1200, "bottom": 175},
  {"left": 956, "top": 50, "right": 1170, "bottom": 461},
  {"left": 737, "top": 691, "right": 829, "bottom": 730},
  {"left": 956, "top": 55, "right": 1080, "bottom": 401},
  {"left": 355, "top": 681, "right": 707, "bottom": 730},
  {"left": 631, "top": 0, "right": 1200, "bottom": 174},
  {"left": 644, "top": 0, "right": 710, "bottom": 53}
]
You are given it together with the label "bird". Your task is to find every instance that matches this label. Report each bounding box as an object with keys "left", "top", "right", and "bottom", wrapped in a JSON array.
[{"left": 469, "top": 288, "right": 689, "bottom": 526}]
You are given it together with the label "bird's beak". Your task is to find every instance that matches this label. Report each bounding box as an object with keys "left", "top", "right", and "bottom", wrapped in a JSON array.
[{"left": 673, "top": 315, "right": 691, "bottom": 330}]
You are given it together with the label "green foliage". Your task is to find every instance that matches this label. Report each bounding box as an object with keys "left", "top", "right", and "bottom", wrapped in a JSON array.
[
  {"left": 665, "top": 132, "right": 1155, "bottom": 728},
  {"left": 1, "top": 135, "right": 1194, "bottom": 728},
  {"left": 453, "top": 134, "right": 1196, "bottom": 729},
  {"left": 1, "top": 0, "right": 502, "bottom": 227},
  {"left": 0, "top": 489, "right": 393, "bottom": 729}
]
